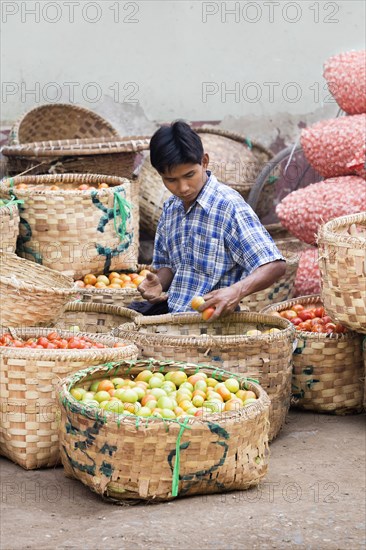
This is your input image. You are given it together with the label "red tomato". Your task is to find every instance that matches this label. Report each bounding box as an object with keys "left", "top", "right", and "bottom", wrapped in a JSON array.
[
  {"left": 298, "top": 310, "right": 313, "bottom": 322},
  {"left": 37, "top": 337, "right": 49, "bottom": 347},
  {"left": 291, "top": 317, "right": 303, "bottom": 326},
  {"left": 335, "top": 323, "right": 346, "bottom": 334},
  {"left": 46, "top": 343, "right": 57, "bottom": 349},
  {"left": 314, "top": 307, "right": 325, "bottom": 318},
  {"left": 325, "top": 322, "right": 336, "bottom": 332},
  {"left": 47, "top": 332, "right": 60, "bottom": 341},
  {"left": 311, "top": 317, "right": 324, "bottom": 325},
  {"left": 322, "top": 316, "right": 332, "bottom": 324}
]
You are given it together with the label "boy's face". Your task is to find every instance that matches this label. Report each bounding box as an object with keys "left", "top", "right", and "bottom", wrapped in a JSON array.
[{"left": 160, "top": 153, "right": 209, "bottom": 210}]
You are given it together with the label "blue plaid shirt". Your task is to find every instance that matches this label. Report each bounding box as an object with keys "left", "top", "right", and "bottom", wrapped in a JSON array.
[{"left": 153, "top": 172, "right": 284, "bottom": 312}]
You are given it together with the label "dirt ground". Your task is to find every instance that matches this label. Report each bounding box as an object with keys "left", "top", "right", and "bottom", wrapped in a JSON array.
[{"left": 0, "top": 410, "right": 365, "bottom": 550}]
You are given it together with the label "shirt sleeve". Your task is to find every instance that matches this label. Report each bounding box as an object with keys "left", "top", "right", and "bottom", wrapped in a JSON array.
[
  {"left": 152, "top": 208, "right": 172, "bottom": 270},
  {"left": 225, "top": 203, "right": 285, "bottom": 274}
]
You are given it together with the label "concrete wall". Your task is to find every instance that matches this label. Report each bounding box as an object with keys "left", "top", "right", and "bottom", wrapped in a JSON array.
[{"left": 1, "top": 0, "right": 365, "bottom": 145}]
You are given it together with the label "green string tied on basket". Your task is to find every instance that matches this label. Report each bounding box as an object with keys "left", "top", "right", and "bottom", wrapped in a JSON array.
[
  {"left": 244, "top": 137, "right": 252, "bottom": 150},
  {"left": 113, "top": 190, "right": 132, "bottom": 242},
  {"left": 171, "top": 417, "right": 191, "bottom": 498}
]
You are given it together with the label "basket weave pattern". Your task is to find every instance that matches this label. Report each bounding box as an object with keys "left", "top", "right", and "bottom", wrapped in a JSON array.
[
  {"left": 0, "top": 251, "right": 77, "bottom": 327},
  {"left": 0, "top": 328, "right": 138, "bottom": 469},
  {"left": 262, "top": 295, "right": 364, "bottom": 413},
  {"left": 115, "top": 312, "right": 295, "bottom": 441},
  {"left": 54, "top": 302, "right": 141, "bottom": 333},
  {"left": 8, "top": 104, "right": 120, "bottom": 145},
  {"left": 58, "top": 359, "right": 270, "bottom": 501},
  {"left": 0, "top": 203, "right": 20, "bottom": 253},
  {"left": 318, "top": 212, "right": 366, "bottom": 334},
  {"left": 0, "top": 174, "right": 139, "bottom": 279}
]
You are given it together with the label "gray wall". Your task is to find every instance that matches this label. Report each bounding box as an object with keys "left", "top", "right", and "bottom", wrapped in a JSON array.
[{"left": 1, "top": 0, "right": 365, "bottom": 145}]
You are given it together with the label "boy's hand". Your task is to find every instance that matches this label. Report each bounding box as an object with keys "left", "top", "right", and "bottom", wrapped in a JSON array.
[
  {"left": 137, "top": 272, "right": 168, "bottom": 304},
  {"left": 199, "top": 285, "right": 241, "bottom": 321}
]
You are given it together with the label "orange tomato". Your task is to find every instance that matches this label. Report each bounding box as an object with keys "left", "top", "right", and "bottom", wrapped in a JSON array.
[
  {"left": 292, "top": 304, "right": 304, "bottom": 313},
  {"left": 74, "top": 280, "right": 85, "bottom": 288},
  {"left": 129, "top": 273, "right": 139, "bottom": 281},
  {"left": 83, "top": 274, "right": 97, "bottom": 285},
  {"left": 94, "top": 282, "right": 107, "bottom": 288},
  {"left": 202, "top": 307, "right": 215, "bottom": 321},
  {"left": 133, "top": 276, "right": 145, "bottom": 287},
  {"left": 139, "top": 269, "right": 150, "bottom": 277},
  {"left": 191, "top": 296, "right": 205, "bottom": 310},
  {"left": 97, "top": 380, "right": 114, "bottom": 392},
  {"left": 108, "top": 272, "right": 121, "bottom": 282}
]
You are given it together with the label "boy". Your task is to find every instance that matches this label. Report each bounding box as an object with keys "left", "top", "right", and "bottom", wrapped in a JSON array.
[{"left": 135, "top": 121, "right": 286, "bottom": 320}]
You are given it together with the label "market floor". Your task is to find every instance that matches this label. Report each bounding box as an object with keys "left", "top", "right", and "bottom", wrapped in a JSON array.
[{"left": 1, "top": 411, "right": 365, "bottom": 550}]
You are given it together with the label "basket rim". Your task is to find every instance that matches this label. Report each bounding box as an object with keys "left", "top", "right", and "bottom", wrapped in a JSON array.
[
  {"left": 0, "top": 251, "right": 76, "bottom": 294},
  {"left": 261, "top": 294, "right": 355, "bottom": 340},
  {"left": 8, "top": 103, "right": 121, "bottom": 145},
  {"left": 195, "top": 126, "right": 273, "bottom": 160},
  {"left": 57, "top": 358, "right": 271, "bottom": 426},
  {"left": 2, "top": 136, "right": 151, "bottom": 158},
  {"left": 318, "top": 211, "right": 366, "bottom": 248},
  {"left": 62, "top": 301, "right": 141, "bottom": 320},
  {"left": 116, "top": 311, "right": 295, "bottom": 346},
  {"left": 0, "top": 327, "right": 138, "bottom": 358}
]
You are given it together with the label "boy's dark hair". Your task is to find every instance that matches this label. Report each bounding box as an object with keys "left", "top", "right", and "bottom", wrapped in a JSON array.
[{"left": 149, "top": 120, "right": 204, "bottom": 174}]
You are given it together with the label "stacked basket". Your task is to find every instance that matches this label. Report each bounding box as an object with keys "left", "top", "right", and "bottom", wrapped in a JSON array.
[
  {"left": 318, "top": 212, "right": 366, "bottom": 410},
  {"left": 115, "top": 312, "right": 296, "bottom": 441}
]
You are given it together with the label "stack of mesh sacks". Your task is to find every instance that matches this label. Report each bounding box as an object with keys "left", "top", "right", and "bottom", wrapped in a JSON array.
[{"left": 276, "top": 50, "right": 366, "bottom": 296}]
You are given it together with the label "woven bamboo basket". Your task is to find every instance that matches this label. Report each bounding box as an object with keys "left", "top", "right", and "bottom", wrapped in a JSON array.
[
  {"left": 363, "top": 337, "right": 366, "bottom": 411},
  {"left": 138, "top": 128, "right": 274, "bottom": 234},
  {"left": 58, "top": 359, "right": 270, "bottom": 501},
  {"left": 239, "top": 232, "right": 303, "bottom": 311},
  {"left": 8, "top": 104, "right": 120, "bottom": 145},
  {"left": 115, "top": 312, "right": 295, "bottom": 441},
  {"left": 77, "top": 265, "right": 156, "bottom": 307},
  {"left": 0, "top": 251, "right": 77, "bottom": 327},
  {"left": 262, "top": 295, "right": 364, "bottom": 414},
  {"left": 0, "top": 327, "right": 138, "bottom": 469},
  {"left": 0, "top": 173, "right": 139, "bottom": 279},
  {"left": 2, "top": 136, "right": 150, "bottom": 179},
  {"left": 54, "top": 302, "right": 141, "bottom": 334},
  {"left": 0, "top": 200, "right": 20, "bottom": 253},
  {"left": 318, "top": 212, "right": 366, "bottom": 334}
]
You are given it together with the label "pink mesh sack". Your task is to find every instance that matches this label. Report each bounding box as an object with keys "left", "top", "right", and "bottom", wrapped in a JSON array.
[
  {"left": 276, "top": 176, "right": 366, "bottom": 245},
  {"left": 301, "top": 114, "right": 366, "bottom": 178},
  {"left": 293, "top": 248, "right": 321, "bottom": 297},
  {"left": 324, "top": 50, "right": 366, "bottom": 115}
]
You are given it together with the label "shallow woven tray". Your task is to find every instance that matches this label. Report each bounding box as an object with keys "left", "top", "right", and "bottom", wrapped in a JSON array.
[
  {"left": 0, "top": 173, "right": 139, "bottom": 279},
  {"left": 8, "top": 103, "right": 120, "bottom": 145},
  {"left": 2, "top": 136, "right": 150, "bottom": 179},
  {"left": 58, "top": 359, "right": 270, "bottom": 501},
  {"left": 0, "top": 251, "right": 77, "bottom": 327},
  {"left": 54, "top": 302, "right": 141, "bottom": 334},
  {"left": 262, "top": 295, "right": 364, "bottom": 414},
  {"left": 0, "top": 201, "right": 20, "bottom": 253},
  {"left": 115, "top": 312, "right": 295, "bottom": 441},
  {"left": 138, "top": 127, "right": 273, "bottom": 234},
  {"left": 0, "top": 327, "right": 138, "bottom": 469},
  {"left": 318, "top": 212, "right": 366, "bottom": 334}
]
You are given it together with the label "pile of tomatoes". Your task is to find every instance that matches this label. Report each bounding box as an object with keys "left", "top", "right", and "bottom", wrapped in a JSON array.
[
  {"left": 271, "top": 304, "right": 347, "bottom": 334},
  {"left": 0, "top": 332, "right": 126, "bottom": 349},
  {"left": 15, "top": 183, "right": 110, "bottom": 192},
  {"left": 75, "top": 269, "right": 150, "bottom": 290}
]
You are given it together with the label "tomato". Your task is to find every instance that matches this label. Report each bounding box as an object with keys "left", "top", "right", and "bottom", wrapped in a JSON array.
[
  {"left": 281, "top": 310, "right": 298, "bottom": 320},
  {"left": 292, "top": 304, "right": 304, "bottom": 313},
  {"left": 314, "top": 307, "right": 325, "bottom": 318},
  {"left": 37, "top": 337, "right": 48, "bottom": 347},
  {"left": 335, "top": 323, "right": 346, "bottom": 334},
  {"left": 311, "top": 317, "right": 324, "bottom": 325},
  {"left": 47, "top": 332, "right": 60, "bottom": 341},
  {"left": 322, "top": 316, "right": 332, "bottom": 324},
  {"left": 291, "top": 317, "right": 303, "bottom": 326},
  {"left": 325, "top": 323, "right": 336, "bottom": 332},
  {"left": 298, "top": 310, "right": 313, "bottom": 321}
]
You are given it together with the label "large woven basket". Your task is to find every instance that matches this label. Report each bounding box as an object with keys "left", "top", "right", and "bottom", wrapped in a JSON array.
[
  {"left": 138, "top": 127, "right": 273, "bottom": 234},
  {"left": 262, "top": 295, "right": 364, "bottom": 414},
  {"left": 8, "top": 104, "right": 120, "bottom": 145},
  {"left": 0, "top": 200, "right": 20, "bottom": 253},
  {"left": 115, "top": 312, "right": 295, "bottom": 441},
  {"left": 58, "top": 359, "right": 270, "bottom": 501},
  {"left": 0, "top": 328, "right": 138, "bottom": 469},
  {"left": 0, "top": 173, "right": 139, "bottom": 279},
  {"left": 239, "top": 231, "right": 303, "bottom": 311},
  {"left": 0, "top": 251, "right": 77, "bottom": 327},
  {"left": 363, "top": 337, "right": 366, "bottom": 411},
  {"left": 2, "top": 136, "right": 150, "bottom": 179},
  {"left": 54, "top": 302, "right": 141, "bottom": 334},
  {"left": 318, "top": 212, "right": 366, "bottom": 334},
  {"left": 77, "top": 265, "right": 156, "bottom": 307}
]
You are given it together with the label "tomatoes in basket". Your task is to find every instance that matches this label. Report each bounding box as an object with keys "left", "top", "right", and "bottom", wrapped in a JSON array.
[
  {"left": 271, "top": 305, "right": 346, "bottom": 334},
  {"left": 0, "top": 332, "right": 126, "bottom": 349}
]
